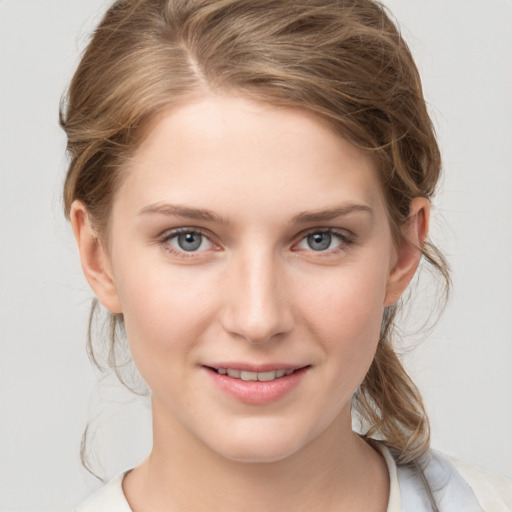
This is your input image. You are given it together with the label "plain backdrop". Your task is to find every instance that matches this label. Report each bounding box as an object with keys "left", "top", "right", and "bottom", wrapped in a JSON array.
[{"left": 1, "top": 1, "right": 511, "bottom": 510}]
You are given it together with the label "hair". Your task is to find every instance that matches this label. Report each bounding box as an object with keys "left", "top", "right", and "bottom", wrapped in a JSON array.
[{"left": 61, "top": 0, "right": 450, "bottom": 466}]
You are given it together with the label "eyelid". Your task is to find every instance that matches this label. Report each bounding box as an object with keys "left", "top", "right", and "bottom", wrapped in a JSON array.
[
  {"left": 158, "top": 227, "right": 221, "bottom": 257},
  {"left": 292, "top": 227, "right": 356, "bottom": 252},
  {"left": 155, "top": 226, "right": 355, "bottom": 258}
]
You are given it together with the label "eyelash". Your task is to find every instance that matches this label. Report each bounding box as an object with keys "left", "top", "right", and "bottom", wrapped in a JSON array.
[
  {"left": 157, "top": 227, "right": 356, "bottom": 258},
  {"left": 293, "top": 227, "right": 355, "bottom": 255},
  {"left": 158, "top": 228, "right": 218, "bottom": 258}
]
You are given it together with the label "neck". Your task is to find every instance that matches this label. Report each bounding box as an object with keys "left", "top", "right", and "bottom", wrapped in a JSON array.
[{"left": 123, "top": 403, "right": 389, "bottom": 512}]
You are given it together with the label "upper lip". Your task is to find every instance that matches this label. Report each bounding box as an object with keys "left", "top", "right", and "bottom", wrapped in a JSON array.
[{"left": 204, "top": 363, "right": 309, "bottom": 372}]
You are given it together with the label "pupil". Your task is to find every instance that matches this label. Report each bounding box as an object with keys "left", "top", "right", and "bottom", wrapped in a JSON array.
[
  {"left": 308, "top": 232, "right": 331, "bottom": 251},
  {"left": 178, "top": 232, "right": 202, "bottom": 251}
]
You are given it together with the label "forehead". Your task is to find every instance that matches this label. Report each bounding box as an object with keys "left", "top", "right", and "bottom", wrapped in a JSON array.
[{"left": 116, "top": 94, "right": 386, "bottom": 223}]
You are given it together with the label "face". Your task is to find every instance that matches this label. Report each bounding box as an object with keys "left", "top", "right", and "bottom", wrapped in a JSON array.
[{"left": 88, "top": 94, "right": 407, "bottom": 463}]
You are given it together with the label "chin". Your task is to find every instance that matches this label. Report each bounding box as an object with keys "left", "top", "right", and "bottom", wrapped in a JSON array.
[
  {"left": 217, "top": 442, "right": 303, "bottom": 464},
  {"left": 203, "top": 421, "right": 315, "bottom": 464}
]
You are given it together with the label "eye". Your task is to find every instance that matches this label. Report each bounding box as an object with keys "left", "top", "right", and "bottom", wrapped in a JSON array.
[
  {"left": 165, "top": 229, "right": 214, "bottom": 253},
  {"left": 295, "top": 229, "right": 352, "bottom": 252},
  {"left": 305, "top": 232, "right": 334, "bottom": 251}
]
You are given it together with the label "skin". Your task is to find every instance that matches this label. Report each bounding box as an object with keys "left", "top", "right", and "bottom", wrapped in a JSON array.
[{"left": 71, "top": 94, "right": 429, "bottom": 511}]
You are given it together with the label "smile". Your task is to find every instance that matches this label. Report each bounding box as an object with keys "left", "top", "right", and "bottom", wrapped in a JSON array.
[
  {"left": 205, "top": 365, "right": 309, "bottom": 404},
  {"left": 215, "top": 368, "right": 296, "bottom": 381}
]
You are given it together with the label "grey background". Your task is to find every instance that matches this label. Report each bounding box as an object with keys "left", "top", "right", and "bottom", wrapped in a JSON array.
[{"left": 1, "top": 1, "right": 511, "bottom": 510}]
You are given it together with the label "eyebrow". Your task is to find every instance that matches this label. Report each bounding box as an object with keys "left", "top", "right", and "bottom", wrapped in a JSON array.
[
  {"left": 292, "top": 204, "right": 373, "bottom": 224},
  {"left": 139, "top": 202, "right": 373, "bottom": 225},
  {"left": 139, "top": 202, "right": 229, "bottom": 224}
]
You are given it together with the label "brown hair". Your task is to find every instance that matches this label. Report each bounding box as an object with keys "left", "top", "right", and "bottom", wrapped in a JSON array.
[{"left": 61, "top": 0, "right": 449, "bottom": 465}]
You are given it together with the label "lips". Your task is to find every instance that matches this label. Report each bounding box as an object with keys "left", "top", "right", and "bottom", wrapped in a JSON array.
[
  {"left": 215, "top": 368, "right": 296, "bottom": 381},
  {"left": 204, "top": 364, "right": 309, "bottom": 405}
]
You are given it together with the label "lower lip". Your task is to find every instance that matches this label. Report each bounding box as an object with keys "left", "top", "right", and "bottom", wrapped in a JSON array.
[{"left": 204, "top": 367, "right": 309, "bottom": 405}]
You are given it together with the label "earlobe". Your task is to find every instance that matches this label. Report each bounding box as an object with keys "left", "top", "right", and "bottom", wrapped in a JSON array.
[
  {"left": 70, "top": 201, "right": 123, "bottom": 314},
  {"left": 384, "top": 197, "right": 430, "bottom": 307}
]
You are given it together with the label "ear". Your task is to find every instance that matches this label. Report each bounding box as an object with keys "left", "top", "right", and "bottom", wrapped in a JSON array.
[
  {"left": 384, "top": 197, "right": 430, "bottom": 307},
  {"left": 70, "top": 200, "right": 123, "bottom": 314}
]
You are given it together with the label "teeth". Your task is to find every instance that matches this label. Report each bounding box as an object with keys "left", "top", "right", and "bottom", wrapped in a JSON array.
[
  {"left": 241, "top": 371, "right": 258, "bottom": 381},
  {"left": 217, "top": 368, "right": 297, "bottom": 381},
  {"left": 258, "top": 371, "right": 278, "bottom": 382}
]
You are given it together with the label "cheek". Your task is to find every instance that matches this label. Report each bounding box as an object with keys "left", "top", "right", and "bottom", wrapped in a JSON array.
[
  {"left": 305, "top": 263, "right": 386, "bottom": 326},
  {"left": 298, "top": 263, "right": 387, "bottom": 366},
  {"left": 113, "top": 257, "right": 218, "bottom": 372}
]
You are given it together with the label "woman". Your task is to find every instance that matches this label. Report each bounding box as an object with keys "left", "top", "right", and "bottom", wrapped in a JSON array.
[{"left": 61, "top": 0, "right": 511, "bottom": 510}]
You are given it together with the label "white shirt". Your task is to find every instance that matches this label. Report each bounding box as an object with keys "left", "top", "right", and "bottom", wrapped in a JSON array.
[{"left": 75, "top": 445, "right": 512, "bottom": 511}]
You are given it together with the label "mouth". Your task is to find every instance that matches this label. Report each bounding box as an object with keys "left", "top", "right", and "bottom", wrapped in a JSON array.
[
  {"left": 207, "top": 367, "right": 301, "bottom": 382},
  {"left": 203, "top": 364, "right": 310, "bottom": 404}
]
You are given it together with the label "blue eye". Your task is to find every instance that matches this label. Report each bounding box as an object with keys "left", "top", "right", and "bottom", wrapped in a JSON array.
[
  {"left": 296, "top": 229, "right": 350, "bottom": 252},
  {"left": 168, "top": 230, "right": 212, "bottom": 252},
  {"left": 306, "top": 232, "right": 333, "bottom": 251}
]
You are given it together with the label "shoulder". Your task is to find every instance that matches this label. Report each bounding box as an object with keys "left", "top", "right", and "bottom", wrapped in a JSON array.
[
  {"left": 447, "top": 454, "right": 512, "bottom": 512},
  {"left": 390, "top": 445, "right": 512, "bottom": 512},
  {"left": 73, "top": 472, "right": 132, "bottom": 512}
]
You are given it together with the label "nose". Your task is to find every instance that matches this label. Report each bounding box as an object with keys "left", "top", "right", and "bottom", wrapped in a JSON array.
[{"left": 221, "top": 249, "right": 293, "bottom": 344}]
